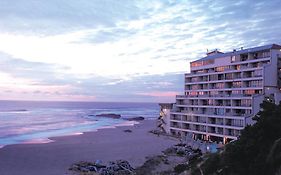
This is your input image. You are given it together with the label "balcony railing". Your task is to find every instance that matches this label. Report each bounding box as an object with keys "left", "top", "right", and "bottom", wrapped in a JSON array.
[{"left": 176, "top": 95, "right": 187, "bottom": 98}]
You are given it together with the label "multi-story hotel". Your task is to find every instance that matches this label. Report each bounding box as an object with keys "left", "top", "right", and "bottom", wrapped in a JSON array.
[{"left": 160, "top": 44, "right": 281, "bottom": 144}]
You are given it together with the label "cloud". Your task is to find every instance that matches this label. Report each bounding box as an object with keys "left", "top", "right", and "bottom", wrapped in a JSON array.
[
  {"left": 0, "top": 0, "right": 141, "bottom": 35},
  {"left": 0, "top": 0, "right": 281, "bottom": 102},
  {"left": 0, "top": 51, "right": 183, "bottom": 102},
  {"left": 136, "top": 91, "right": 178, "bottom": 97}
]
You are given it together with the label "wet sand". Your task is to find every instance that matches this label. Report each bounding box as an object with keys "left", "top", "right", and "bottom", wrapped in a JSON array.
[{"left": 0, "top": 119, "right": 178, "bottom": 175}]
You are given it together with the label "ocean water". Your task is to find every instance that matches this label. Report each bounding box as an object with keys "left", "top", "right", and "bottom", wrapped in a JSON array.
[{"left": 0, "top": 100, "right": 159, "bottom": 148}]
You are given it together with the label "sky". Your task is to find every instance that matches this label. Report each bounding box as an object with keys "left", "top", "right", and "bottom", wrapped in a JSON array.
[{"left": 0, "top": 0, "right": 281, "bottom": 102}]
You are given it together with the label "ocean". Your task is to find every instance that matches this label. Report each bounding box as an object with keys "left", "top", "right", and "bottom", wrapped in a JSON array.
[{"left": 0, "top": 100, "right": 159, "bottom": 148}]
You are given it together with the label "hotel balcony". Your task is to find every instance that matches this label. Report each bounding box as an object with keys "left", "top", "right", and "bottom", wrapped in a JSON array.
[
  {"left": 170, "top": 122, "right": 181, "bottom": 128},
  {"left": 208, "top": 127, "right": 223, "bottom": 135},
  {"left": 225, "top": 119, "right": 244, "bottom": 127},
  {"left": 175, "top": 104, "right": 252, "bottom": 110},
  {"left": 182, "top": 115, "right": 192, "bottom": 121},
  {"left": 208, "top": 118, "right": 223, "bottom": 125},
  {"left": 192, "top": 116, "right": 207, "bottom": 123},
  {"left": 176, "top": 95, "right": 188, "bottom": 99},
  {"left": 170, "top": 115, "right": 181, "bottom": 121},
  {"left": 193, "top": 125, "right": 207, "bottom": 132},
  {"left": 224, "top": 128, "right": 241, "bottom": 137},
  {"left": 186, "top": 66, "right": 266, "bottom": 81},
  {"left": 182, "top": 123, "right": 191, "bottom": 130}
]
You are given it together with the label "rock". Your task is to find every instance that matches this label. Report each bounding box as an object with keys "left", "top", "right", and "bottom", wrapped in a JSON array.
[
  {"left": 100, "top": 160, "right": 134, "bottom": 175},
  {"left": 70, "top": 159, "right": 134, "bottom": 175},
  {"left": 123, "top": 129, "right": 132, "bottom": 133},
  {"left": 96, "top": 113, "right": 121, "bottom": 119},
  {"left": 149, "top": 130, "right": 161, "bottom": 135},
  {"left": 69, "top": 161, "right": 106, "bottom": 173},
  {"left": 124, "top": 116, "right": 145, "bottom": 121}
]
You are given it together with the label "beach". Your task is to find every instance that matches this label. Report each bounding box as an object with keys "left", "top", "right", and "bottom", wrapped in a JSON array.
[{"left": 0, "top": 119, "right": 178, "bottom": 175}]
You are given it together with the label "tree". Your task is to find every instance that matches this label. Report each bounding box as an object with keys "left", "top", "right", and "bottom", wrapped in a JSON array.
[{"left": 198, "top": 101, "right": 281, "bottom": 175}]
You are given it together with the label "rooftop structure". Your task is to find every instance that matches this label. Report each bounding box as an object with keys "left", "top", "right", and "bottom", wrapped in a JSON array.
[{"left": 163, "top": 44, "right": 281, "bottom": 144}]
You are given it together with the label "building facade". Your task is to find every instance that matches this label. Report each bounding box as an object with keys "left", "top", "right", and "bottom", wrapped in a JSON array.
[
  {"left": 158, "top": 103, "right": 173, "bottom": 133},
  {"left": 166, "top": 44, "right": 281, "bottom": 144}
]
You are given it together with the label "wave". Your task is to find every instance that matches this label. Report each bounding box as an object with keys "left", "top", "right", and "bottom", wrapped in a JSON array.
[{"left": 0, "top": 109, "right": 29, "bottom": 113}]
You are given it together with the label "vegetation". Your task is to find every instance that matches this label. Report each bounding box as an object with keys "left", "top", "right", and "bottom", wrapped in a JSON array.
[
  {"left": 194, "top": 101, "right": 281, "bottom": 175},
  {"left": 174, "top": 163, "right": 189, "bottom": 174},
  {"left": 135, "top": 155, "right": 167, "bottom": 175}
]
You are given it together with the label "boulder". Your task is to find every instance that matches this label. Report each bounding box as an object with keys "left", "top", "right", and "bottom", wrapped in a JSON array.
[
  {"left": 96, "top": 113, "right": 121, "bottom": 119},
  {"left": 69, "top": 161, "right": 106, "bottom": 173},
  {"left": 123, "top": 129, "right": 132, "bottom": 133},
  {"left": 124, "top": 116, "right": 145, "bottom": 121},
  {"left": 100, "top": 160, "right": 134, "bottom": 175}
]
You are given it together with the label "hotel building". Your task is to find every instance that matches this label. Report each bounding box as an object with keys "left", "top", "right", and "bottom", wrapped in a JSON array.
[{"left": 163, "top": 44, "right": 281, "bottom": 143}]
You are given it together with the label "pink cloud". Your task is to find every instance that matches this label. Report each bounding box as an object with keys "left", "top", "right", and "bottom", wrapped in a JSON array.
[
  {"left": 137, "top": 91, "right": 178, "bottom": 97},
  {"left": 0, "top": 86, "right": 96, "bottom": 102}
]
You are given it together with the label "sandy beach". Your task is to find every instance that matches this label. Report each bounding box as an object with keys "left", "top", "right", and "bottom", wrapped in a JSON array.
[{"left": 0, "top": 119, "right": 178, "bottom": 175}]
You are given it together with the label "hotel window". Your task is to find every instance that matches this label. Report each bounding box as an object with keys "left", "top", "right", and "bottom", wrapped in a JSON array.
[
  {"left": 190, "top": 92, "right": 197, "bottom": 96},
  {"left": 215, "top": 66, "right": 224, "bottom": 72},
  {"left": 191, "top": 61, "right": 203, "bottom": 67},
  {"left": 232, "top": 90, "right": 242, "bottom": 95},
  {"left": 210, "top": 91, "right": 219, "bottom": 96},
  {"left": 215, "top": 66, "right": 231, "bottom": 72},
  {"left": 253, "top": 53, "right": 258, "bottom": 59},
  {"left": 245, "top": 89, "right": 255, "bottom": 95},
  {"left": 235, "top": 65, "right": 241, "bottom": 70},
  {"left": 225, "top": 73, "right": 233, "bottom": 80},
  {"left": 254, "top": 69, "right": 262, "bottom": 77},
  {"left": 215, "top": 83, "right": 224, "bottom": 89},
  {"left": 240, "top": 54, "right": 248, "bottom": 61},
  {"left": 186, "top": 77, "right": 191, "bottom": 83},
  {"left": 258, "top": 50, "right": 270, "bottom": 58},
  {"left": 233, "top": 119, "right": 244, "bottom": 127},
  {"left": 250, "top": 80, "right": 262, "bottom": 87},
  {"left": 208, "top": 99, "right": 214, "bottom": 105},
  {"left": 233, "top": 81, "right": 242, "bottom": 88},
  {"left": 197, "top": 69, "right": 205, "bottom": 74},
  {"left": 215, "top": 108, "right": 224, "bottom": 115},
  {"left": 209, "top": 74, "right": 218, "bottom": 81},
  {"left": 191, "top": 77, "right": 197, "bottom": 82},
  {"left": 191, "top": 60, "right": 214, "bottom": 68},
  {"left": 231, "top": 55, "right": 236, "bottom": 62},
  {"left": 203, "top": 60, "right": 214, "bottom": 65},
  {"left": 241, "top": 99, "right": 251, "bottom": 107},
  {"left": 191, "top": 85, "right": 198, "bottom": 90},
  {"left": 245, "top": 109, "right": 251, "bottom": 115}
]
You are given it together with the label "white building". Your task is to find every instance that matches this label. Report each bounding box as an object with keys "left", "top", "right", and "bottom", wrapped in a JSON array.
[
  {"left": 158, "top": 103, "right": 173, "bottom": 133},
  {"left": 165, "top": 44, "right": 281, "bottom": 144}
]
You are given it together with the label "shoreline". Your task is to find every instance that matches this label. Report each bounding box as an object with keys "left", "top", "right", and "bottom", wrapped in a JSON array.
[
  {"left": 0, "top": 119, "right": 178, "bottom": 175},
  {"left": 48, "top": 119, "right": 139, "bottom": 142},
  {"left": 0, "top": 119, "right": 139, "bottom": 149}
]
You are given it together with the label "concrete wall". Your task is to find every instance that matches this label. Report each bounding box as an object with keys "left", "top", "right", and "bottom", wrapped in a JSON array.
[
  {"left": 162, "top": 109, "right": 171, "bottom": 134},
  {"left": 263, "top": 50, "right": 278, "bottom": 88},
  {"left": 246, "top": 94, "right": 265, "bottom": 125}
]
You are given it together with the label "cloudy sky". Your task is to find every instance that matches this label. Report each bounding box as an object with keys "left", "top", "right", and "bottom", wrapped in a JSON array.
[{"left": 0, "top": 0, "right": 280, "bottom": 102}]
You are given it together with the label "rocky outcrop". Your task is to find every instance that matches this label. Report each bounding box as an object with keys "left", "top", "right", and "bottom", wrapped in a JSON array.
[
  {"left": 162, "top": 143, "right": 202, "bottom": 158},
  {"left": 69, "top": 160, "right": 134, "bottom": 175},
  {"left": 123, "top": 129, "right": 132, "bottom": 133},
  {"left": 95, "top": 113, "right": 121, "bottom": 119},
  {"left": 69, "top": 161, "right": 106, "bottom": 173},
  {"left": 100, "top": 160, "right": 134, "bottom": 175},
  {"left": 123, "top": 116, "right": 145, "bottom": 121}
]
